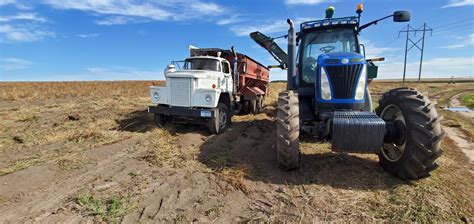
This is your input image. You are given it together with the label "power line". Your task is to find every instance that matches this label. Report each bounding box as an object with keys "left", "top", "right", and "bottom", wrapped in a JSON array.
[
  {"left": 432, "top": 17, "right": 474, "bottom": 30},
  {"left": 435, "top": 22, "right": 473, "bottom": 32},
  {"left": 399, "top": 23, "right": 433, "bottom": 83}
]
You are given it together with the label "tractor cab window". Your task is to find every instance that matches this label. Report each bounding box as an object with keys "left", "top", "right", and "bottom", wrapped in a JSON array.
[
  {"left": 184, "top": 58, "right": 221, "bottom": 72},
  {"left": 300, "top": 28, "right": 358, "bottom": 86}
]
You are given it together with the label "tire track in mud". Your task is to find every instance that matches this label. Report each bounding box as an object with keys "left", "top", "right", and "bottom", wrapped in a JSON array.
[{"left": 0, "top": 136, "right": 146, "bottom": 222}]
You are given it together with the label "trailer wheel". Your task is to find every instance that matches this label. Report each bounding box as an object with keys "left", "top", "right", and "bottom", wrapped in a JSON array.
[
  {"left": 276, "top": 90, "right": 300, "bottom": 170},
  {"left": 241, "top": 101, "right": 250, "bottom": 115},
  {"left": 376, "top": 87, "right": 444, "bottom": 180},
  {"left": 209, "top": 103, "right": 230, "bottom": 134}
]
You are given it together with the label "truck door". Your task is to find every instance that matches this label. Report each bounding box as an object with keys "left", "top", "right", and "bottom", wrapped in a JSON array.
[{"left": 222, "top": 61, "right": 232, "bottom": 92}]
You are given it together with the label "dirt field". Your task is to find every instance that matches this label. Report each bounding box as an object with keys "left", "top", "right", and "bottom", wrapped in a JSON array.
[{"left": 0, "top": 81, "right": 473, "bottom": 223}]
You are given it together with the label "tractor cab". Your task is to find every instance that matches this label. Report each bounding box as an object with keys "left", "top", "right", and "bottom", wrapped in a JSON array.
[{"left": 297, "top": 16, "right": 367, "bottom": 116}]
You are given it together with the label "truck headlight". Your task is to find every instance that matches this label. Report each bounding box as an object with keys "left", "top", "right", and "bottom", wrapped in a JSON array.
[
  {"left": 355, "top": 64, "right": 367, "bottom": 100},
  {"left": 205, "top": 94, "right": 213, "bottom": 104},
  {"left": 320, "top": 67, "right": 332, "bottom": 100},
  {"left": 153, "top": 91, "right": 160, "bottom": 100}
]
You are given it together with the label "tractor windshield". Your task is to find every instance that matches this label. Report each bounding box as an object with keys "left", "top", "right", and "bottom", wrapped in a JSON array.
[
  {"left": 184, "top": 58, "right": 221, "bottom": 72},
  {"left": 299, "top": 28, "right": 358, "bottom": 85}
]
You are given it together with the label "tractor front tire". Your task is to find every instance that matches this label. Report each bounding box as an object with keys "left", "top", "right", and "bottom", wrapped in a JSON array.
[
  {"left": 376, "top": 87, "right": 444, "bottom": 180},
  {"left": 276, "top": 90, "right": 300, "bottom": 170}
]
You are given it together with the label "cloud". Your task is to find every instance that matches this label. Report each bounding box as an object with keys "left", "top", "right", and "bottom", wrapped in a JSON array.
[
  {"left": 438, "top": 33, "right": 474, "bottom": 49},
  {"left": 95, "top": 16, "right": 147, "bottom": 25},
  {"left": 0, "top": 0, "right": 32, "bottom": 9},
  {"left": 0, "top": 24, "right": 55, "bottom": 42},
  {"left": 378, "top": 56, "right": 474, "bottom": 79},
  {"left": 216, "top": 15, "right": 244, "bottom": 26},
  {"left": 42, "top": 0, "right": 226, "bottom": 25},
  {"left": 77, "top": 33, "right": 99, "bottom": 38},
  {"left": 0, "top": 13, "right": 46, "bottom": 22},
  {"left": 442, "top": 0, "right": 474, "bottom": 7},
  {"left": 284, "top": 0, "right": 333, "bottom": 5},
  {"left": 0, "top": 11, "right": 51, "bottom": 43},
  {"left": 230, "top": 20, "right": 288, "bottom": 36},
  {"left": 230, "top": 17, "right": 316, "bottom": 36},
  {"left": 1, "top": 58, "right": 33, "bottom": 70}
]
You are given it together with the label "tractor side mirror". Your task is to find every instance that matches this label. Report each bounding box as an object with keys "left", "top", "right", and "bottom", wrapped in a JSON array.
[{"left": 393, "top": 11, "right": 410, "bottom": 22}]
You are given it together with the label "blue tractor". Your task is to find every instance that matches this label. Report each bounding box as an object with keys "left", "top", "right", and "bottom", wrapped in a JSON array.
[{"left": 251, "top": 4, "right": 443, "bottom": 180}]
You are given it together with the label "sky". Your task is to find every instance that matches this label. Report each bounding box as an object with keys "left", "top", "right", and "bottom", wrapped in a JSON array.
[{"left": 0, "top": 0, "right": 473, "bottom": 81}]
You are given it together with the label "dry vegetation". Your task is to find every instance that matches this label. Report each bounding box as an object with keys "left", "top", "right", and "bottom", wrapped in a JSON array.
[{"left": 0, "top": 80, "right": 472, "bottom": 222}]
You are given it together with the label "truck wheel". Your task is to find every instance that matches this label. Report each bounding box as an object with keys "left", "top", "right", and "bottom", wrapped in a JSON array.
[
  {"left": 154, "top": 114, "right": 168, "bottom": 127},
  {"left": 376, "top": 87, "right": 444, "bottom": 180},
  {"left": 276, "top": 90, "right": 300, "bottom": 170},
  {"left": 249, "top": 99, "right": 258, "bottom": 114},
  {"left": 209, "top": 103, "right": 230, "bottom": 134},
  {"left": 241, "top": 101, "right": 250, "bottom": 115}
]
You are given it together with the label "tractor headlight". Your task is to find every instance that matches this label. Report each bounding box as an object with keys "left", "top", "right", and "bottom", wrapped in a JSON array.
[
  {"left": 153, "top": 91, "right": 160, "bottom": 100},
  {"left": 320, "top": 67, "right": 332, "bottom": 100},
  {"left": 355, "top": 64, "right": 367, "bottom": 100},
  {"left": 205, "top": 94, "right": 213, "bottom": 104}
]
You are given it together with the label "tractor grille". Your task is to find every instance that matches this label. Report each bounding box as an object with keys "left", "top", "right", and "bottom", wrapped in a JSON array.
[
  {"left": 325, "top": 64, "right": 362, "bottom": 99},
  {"left": 169, "top": 77, "right": 191, "bottom": 107}
]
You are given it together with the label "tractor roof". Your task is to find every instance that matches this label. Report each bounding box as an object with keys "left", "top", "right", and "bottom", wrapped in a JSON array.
[{"left": 300, "top": 16, "right": 359, "bottom": 32}]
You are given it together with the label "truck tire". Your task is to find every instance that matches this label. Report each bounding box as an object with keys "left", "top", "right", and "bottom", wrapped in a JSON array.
[
  {"left": 154, "top": 114, "right": 168, "bottom": 127},
  {"left": 241, "top": 101, "right": 250, "bottom": 115},
  {"left": 209, "top": 103, "right": 230, "bottom": 134},
  {"left": 249, "top": 99, "right": 258, "bottom": 114},
  {"left": 376, "top": 87, "right": 444, "bottom": 180},
  {"left": 276, "top": 90, "right": 300, "bottom": 170}
]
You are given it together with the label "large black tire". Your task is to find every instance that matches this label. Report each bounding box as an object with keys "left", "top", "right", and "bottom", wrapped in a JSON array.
[
  {"left": 250, "top": 97, "right": 264, "bottom": 114},
  {"left": 276, "top": 90, "right": 300, "bottom": 170},
  {"left": 154, "top": 114, "right": 168, "bottom": 127},
  {"left": 376, "top": 87, "right": 444, "bottom": 180},
  {"left": 249, "top": 99, "right": 258, "bottom": 114},
  {"left": 241, "top": 101, "right": 250, "bottom": 115},
  {"left": 209, "top": 103, "right": 230, "bottom": 134}
]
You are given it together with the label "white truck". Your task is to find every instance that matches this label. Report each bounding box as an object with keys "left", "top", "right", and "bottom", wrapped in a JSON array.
[{"left": 148, "top": 47, "right": 270, "bottom": 134}]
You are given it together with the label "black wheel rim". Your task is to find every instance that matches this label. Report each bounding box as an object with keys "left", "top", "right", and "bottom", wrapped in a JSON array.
[{"left": 380, "top": 104, "right": 407, "bottom": 162}]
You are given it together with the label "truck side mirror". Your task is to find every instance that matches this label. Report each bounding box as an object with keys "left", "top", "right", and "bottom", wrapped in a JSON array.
[{"left": 393, "top": 11, "right": 410, "bottom": 22}]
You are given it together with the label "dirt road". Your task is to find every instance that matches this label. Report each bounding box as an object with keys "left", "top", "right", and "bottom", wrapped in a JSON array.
[{"left": 0, "top": 82, "right": 473, "bottom": 222}]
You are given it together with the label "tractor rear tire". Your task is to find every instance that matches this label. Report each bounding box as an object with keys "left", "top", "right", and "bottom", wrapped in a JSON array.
[
  {"left": 376, "top": 87, "right": 444, "bottom": 180},
  {"left": 276, "top": 90, "right": 300, "bottom": 170}
]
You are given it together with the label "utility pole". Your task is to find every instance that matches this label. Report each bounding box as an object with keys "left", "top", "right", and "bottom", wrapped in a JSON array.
[{"left": 399, "top": 23, "right": 433, "bottom": 83}]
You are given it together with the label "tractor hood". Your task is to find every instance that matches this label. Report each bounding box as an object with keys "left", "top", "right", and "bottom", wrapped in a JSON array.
[{"left": 317, "top": 52, "right": 365, "bottom": 66}]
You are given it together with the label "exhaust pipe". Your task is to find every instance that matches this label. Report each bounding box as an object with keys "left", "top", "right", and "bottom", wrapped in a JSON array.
[
  {"left": 287, "top": 19, "right": 296, "bottom": 90},
  {"left": 231, "top": 46, "right": 239, "bottom": 95}
]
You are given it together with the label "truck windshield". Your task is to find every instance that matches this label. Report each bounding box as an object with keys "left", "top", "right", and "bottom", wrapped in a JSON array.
[
  {"left": 184, "top": 58, "right": 221, "bottom": 72},
  {"left": 300, "top": 28, "right": 358, "bottom": 86}
]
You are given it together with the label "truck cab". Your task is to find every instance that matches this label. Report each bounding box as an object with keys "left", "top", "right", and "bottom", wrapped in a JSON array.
[
  {"left": 151, "top": 55, "right": 233, "bottom": 109},
  {"left": 149, "top": 47, "right": 269, "bottom": 134}
]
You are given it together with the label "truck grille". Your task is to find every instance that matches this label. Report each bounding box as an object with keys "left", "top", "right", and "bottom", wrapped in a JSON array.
[
  {"left": 325, "top": 64, "right": 362, "bottom": 99},
  {"left": 170, "top": 77, "right": 191, "bottom": 107}
]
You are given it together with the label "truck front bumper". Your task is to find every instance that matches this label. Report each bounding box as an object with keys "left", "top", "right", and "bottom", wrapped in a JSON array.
[{"left": 148, "top": 105, "right": 215, "bottom": 119}]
